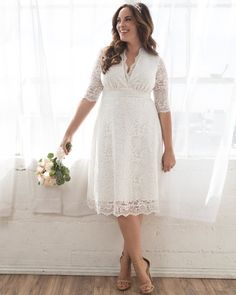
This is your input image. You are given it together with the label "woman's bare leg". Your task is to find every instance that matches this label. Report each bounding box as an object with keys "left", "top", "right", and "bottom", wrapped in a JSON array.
[
  {"left": 138, "top": 214, "right": 144, "bottom": 226},
  {"left": 122, "top": 214, "right": 143, "bottom": 256},
  {"left": 117, "top": 214, "right": 144, "bottom": 279},
  {"left": 117, "top": 214, "right": 150, "bottom": 284}
]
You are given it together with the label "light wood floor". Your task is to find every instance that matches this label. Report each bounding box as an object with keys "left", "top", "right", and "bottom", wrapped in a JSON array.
[{"left": 0, "top": 274, "right": 236, "bottom": 295}]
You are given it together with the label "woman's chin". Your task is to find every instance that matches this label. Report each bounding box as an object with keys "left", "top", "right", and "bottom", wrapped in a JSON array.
[{"left": 120, "top": 36, "right": 128, "bottom": 42}]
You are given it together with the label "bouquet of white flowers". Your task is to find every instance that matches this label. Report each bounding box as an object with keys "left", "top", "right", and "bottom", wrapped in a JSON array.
[{"left": 36, "top": 142, "right": 72, "bottom": 187}]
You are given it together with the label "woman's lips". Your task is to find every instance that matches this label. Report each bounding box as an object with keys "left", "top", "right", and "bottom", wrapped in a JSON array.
[{"left": 120, "top": 31, "right": 129, "bottom": 36}]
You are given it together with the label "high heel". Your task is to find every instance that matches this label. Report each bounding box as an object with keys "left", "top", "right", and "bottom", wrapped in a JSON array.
[
  {"left": 116, "top": 251, "right": 132, "bottom": 291},
  {"left": 138, "top": 257, "right": 155, "bottom": 294}
]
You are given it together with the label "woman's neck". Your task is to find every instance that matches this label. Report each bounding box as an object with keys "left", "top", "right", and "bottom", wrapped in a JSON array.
[{"left": 126, "top": 41, "right": 142, "bottom": 55}]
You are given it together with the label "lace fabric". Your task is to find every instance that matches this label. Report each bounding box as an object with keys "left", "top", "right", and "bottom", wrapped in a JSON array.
[
  {"left": 83, "top": 50, "right": 104, "bottom": 102},
  {"left": 83, "top": 49, "right": 170, "bottom": 112},
  {"left": 123, "top": 48, "right": 142, "bottom": 77},
  {"left": 153, "top": 57, "right": 170, "bottom": 113},
  {"left": 87, "top": 198, "right": 160, "bottom": 217},
  {"left": 83, "top": 49, "right": 169, "bottom": 217}
]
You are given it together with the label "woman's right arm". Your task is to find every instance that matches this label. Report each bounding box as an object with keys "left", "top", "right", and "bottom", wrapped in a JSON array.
[{"left": 60, "top": 99, "right": 96, "bottom": 154}]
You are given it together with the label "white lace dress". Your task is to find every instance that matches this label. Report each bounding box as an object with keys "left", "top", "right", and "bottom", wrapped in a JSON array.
[{"left": 83, "top": 47, "right": 170, "bottom": 217}]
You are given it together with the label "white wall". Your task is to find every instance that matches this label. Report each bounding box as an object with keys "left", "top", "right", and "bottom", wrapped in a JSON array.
[{"left": 0, "top": 159, "right": 235, "bottom": 279}]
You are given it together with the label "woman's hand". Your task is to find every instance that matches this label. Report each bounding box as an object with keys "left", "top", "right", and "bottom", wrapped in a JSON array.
[
  {"left": 162, "top": 148, "right": 176, "bottom": 172},
  {"left": 60, "top": 134, "right": 73, "bottom": 155}
]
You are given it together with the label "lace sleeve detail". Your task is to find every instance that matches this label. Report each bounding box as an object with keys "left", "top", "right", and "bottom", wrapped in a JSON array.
[
  {"left": 153, "top": 57, "right": 170, "bottom": 113},
  {"left": 83, "top": 50, "right": 104, "bottom": 102}
]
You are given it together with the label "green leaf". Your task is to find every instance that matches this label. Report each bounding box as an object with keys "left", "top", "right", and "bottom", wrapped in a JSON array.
[
  {"left": 56, "top": 178, "right": 65, "bottom": 185},
  {"left": 64, "top": 175, "right": 71, "bottom": 182},
  {"left": 56, "top": 171, "right": 62, "bottom": 178},
  {"left": 47, "top": 153, "right": 54, "bottom": 159},
  {"left": 49, "top": 170, "right": 56, "bottom": 176}
]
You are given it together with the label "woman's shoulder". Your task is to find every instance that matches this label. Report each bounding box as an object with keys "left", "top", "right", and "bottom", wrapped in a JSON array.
[
  {"left": 142, "top": 48, "right": 162, "bottom": 65},
  {"left": 142, "top": 48, "right": 160, "bottom": 59}
]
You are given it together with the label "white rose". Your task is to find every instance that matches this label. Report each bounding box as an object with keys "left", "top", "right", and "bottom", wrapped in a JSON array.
[
  {"left": 45, "top": 161, "right": 53, "bottom": 172},
  {"left": 38, "top": 159, "right": 45, "bottom": 167},
  {"left": 56, "top": 147, "right": 65, "bottom": 160},
  {"left": 37, "top": 175, "right": 45, "bottom": 185},
  {"left": 43, "top": 171, "right": 50, "bottom": 178},
  {"left": 44, "top": 177, "right": 56, "bottom": 186},
  {"left": 36, "top": 166, "right": 44, "bottom": 173}
]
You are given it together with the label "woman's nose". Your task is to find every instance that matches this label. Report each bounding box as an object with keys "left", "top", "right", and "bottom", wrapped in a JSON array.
[{"left": 120, "top": 19, "right": 125, "bottom": 26}]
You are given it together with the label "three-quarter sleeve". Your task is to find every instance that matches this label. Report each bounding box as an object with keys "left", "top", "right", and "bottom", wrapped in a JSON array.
[
  {"left": 83, "top": 50, "right": 104, "bottom": 102},
  {"left": 153, "top": 57, "right": 170, "bottom": 113}
]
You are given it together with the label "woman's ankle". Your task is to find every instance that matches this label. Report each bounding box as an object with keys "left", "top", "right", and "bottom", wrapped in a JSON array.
[
  {"left": 132, "top": 258, "right": 150, "bottom": 280},
  {"left": 122, "top": 250, "right": 130, "bottom": 259}
]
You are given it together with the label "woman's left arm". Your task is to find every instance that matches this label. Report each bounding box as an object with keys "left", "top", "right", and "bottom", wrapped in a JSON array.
[
  {"left": 153, "top": 57, "right": 176, "bottom": 172},
  {"left": 158, "top": 112, "right": 176, "bottom": 172}
]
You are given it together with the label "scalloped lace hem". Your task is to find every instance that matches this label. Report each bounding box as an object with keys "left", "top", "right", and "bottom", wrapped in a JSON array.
[{"left": 87, "top": 198, "right": 160, "bottom": 217}]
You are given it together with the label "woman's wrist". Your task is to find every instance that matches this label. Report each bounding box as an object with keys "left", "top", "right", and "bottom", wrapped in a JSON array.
[
  {"left": 65, "top": 129, "right": 73, "bottom": 138},
  {"left": 164, "top": 146, "right": 174, "bottom": 152}
]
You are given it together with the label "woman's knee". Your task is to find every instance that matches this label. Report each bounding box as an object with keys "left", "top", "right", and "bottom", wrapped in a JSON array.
[{"left": 117, "top": 215, "right": 139, "bottom": 224}]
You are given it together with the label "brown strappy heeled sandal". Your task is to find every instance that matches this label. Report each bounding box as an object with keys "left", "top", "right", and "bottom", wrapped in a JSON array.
[
  {"left": 138, "top": 257, "right": 155, "bottom": 294},
  {"left": 116, "top": 251, "right": 132, "bottom": 291}
]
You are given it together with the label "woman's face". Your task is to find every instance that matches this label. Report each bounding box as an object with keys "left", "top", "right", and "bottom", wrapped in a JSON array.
[{"left": 116, "top": 7, "right": 139, "bottom": 44}]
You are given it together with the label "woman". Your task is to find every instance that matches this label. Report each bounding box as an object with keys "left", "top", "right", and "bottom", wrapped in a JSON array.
[{"left": 60, "top": 3, "right": 176, "bottom": 294}]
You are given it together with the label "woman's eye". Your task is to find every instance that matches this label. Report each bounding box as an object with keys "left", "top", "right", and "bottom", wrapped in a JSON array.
[{"left": 116, "top": 17, "right": 132, "bottom": 24}]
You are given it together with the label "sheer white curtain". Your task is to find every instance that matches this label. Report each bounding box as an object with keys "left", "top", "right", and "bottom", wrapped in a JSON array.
[
  {"left": 152, "top": 0, "right": 236, "bottom": 222},
  {"left": 0, "top": 0, "right": 235, "bottom": 221}
]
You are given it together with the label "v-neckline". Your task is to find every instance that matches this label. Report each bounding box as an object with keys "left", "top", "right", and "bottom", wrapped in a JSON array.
[{"left": 123, "top": 47, "right": 143, "bottom": 78}]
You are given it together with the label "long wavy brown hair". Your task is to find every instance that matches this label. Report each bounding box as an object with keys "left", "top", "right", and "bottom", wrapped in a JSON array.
[{"left": 101, "top": 3, "right": 158, "bottom": 74}]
